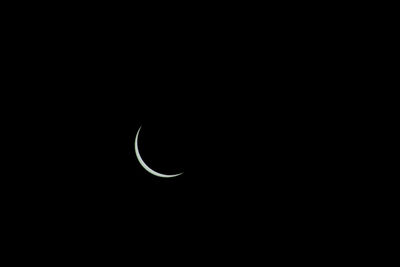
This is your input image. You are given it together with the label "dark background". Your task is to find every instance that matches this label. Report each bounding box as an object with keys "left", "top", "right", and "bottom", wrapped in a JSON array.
[
  {"left": 2, "top": 4, "right": 382, "bottom": 261},
  {"left": 10, "top": 21, "right": 331, "bottom": 212},
  {"left": 4, "top": 8, "right": 348, "bottom": 252}
]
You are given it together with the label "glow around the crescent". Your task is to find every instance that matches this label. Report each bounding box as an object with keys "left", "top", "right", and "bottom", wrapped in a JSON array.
[{"left": 134, "top": 126, "right": 183, "bottom": 178}]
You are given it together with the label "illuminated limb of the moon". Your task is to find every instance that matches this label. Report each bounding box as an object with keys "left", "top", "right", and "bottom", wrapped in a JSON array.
[{"left": 134, "top": 126, "right": 183, "bottom": 178}]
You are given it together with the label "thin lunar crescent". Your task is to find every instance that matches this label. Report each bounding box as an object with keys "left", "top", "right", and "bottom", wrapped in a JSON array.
[{"left": 134, "top": 126, "right": 183, "bottom": 178}]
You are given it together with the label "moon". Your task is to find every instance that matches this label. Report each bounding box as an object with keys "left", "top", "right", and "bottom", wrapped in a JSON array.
[{"left": 134, "top": 126, "right": 183, "bottom": 178}]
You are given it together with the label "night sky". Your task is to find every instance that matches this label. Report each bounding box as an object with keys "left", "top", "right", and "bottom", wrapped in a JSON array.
[{"left": 5, "top": 5, "right": 354, "bottom": 257}]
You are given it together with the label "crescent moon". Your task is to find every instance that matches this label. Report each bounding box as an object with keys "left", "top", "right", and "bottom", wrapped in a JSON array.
[{"left": 134, "top": 126, "right": 183, "bottom": 178}]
